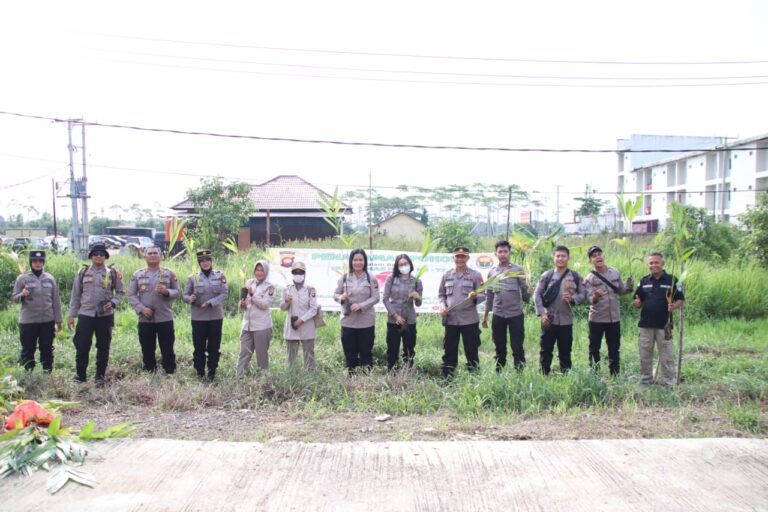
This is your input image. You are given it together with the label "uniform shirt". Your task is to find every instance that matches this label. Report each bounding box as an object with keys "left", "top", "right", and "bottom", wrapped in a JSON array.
[
  {"left": 241, "top": 278, "right": 274, "bottom": 331},
  {"left": 280, "top": 283, "right": 318, "bottom": 340},
  {"left": 484, "top": 263, "right": 529, "bottom": 319},
  {"left": 382, "top": 275, "right": 423, "bottom": 325},
  {"left": 635, "top": 271, "right": 684, "bottom": 329},
  {"left": 534, "top": 268, "right": 586, "bottom": 326},
  {"left": 333, "top": 272, "right": 380, "bottom": 329},
  {"left": 13, "top": 271, "right": 63, "bottom": 324},
  {"left": 583, "top": 267, "right": 631, "bottom": 323},
  {"left": 182, "top": 270, "right": 229, "bottom": 321},
  {"left": 438, "top": 268, "right": 486, "bottom": 326},
  {"left": 127, "top": 267, "right": 179, "bottom": 323},
  {"left": 67, "top": 266, "right": 125, "bottom": 319}
]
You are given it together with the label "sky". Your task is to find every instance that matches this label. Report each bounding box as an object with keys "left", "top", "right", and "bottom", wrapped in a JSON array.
[{"left": 1, "top": 0, "right": 767, "bottom": 227}]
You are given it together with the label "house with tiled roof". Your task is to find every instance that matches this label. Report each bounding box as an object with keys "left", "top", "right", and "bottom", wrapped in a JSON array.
[{"left": 170, "top": 175, "right": 351, "bottom": 247}]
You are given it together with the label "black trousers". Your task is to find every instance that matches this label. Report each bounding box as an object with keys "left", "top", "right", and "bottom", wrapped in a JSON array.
[
  {"left": 491, "top": 314, "right": 526, "bottom": 370},
  {"left": 73, "top": 315, "right": 114, "bottom": 381},
  {"left": 588, "top": 321, "right": 622, "bottom": 375},
  {"left": 19, "top": 322, "right": 55, "bottom": 371},
  {"left": 191, "top": 319, "right": 223, "bottom": 376},
  {"left": 441, "top": 323, "right": 481, "bottom": 377},
  {"left": 385, "top": 322, "right": 417, "bottom": 370},
  {"left": 539, "top": 323, "right": 573, "bottom": 374},
  {"left": 138, "top": 321, "right": 176, "bottom": 373},
  {"left": 341, "top": 326, "right": 375, "bottom": 372}
]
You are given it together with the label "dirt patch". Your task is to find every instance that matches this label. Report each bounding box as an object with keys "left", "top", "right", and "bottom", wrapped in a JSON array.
[{"left": 60, "top": 404, "right": 752, "bottom": 443}]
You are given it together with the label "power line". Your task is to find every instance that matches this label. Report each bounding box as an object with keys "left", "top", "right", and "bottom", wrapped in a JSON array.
[
  {"left": 0, "top": 110, "right": 763, "bottom": 154},
  {"left": 63, "top": 30, "right": 768, "bottom": 66},
  {"left": 0, "top": 166, "right": 68, "bottom": 190},
  {"left": 67, "top": 45, "right": 768, "bottom": 82}
]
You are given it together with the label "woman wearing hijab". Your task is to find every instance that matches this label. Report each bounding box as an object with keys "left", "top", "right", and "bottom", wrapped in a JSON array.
[{"left": 237, "top": 259, "right": 274, "bottom": 375}]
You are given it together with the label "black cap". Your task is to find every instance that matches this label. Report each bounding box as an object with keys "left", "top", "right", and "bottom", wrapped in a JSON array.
[
  {"left": 29, "top": 250, "right": 46, "bottom": 261},
  {"left": 88, "top": 243, "right": 110, "bottom": 259},
  {"left": 196, "top": 249, "right": 213, "bottom": 261},
  {"left": 587, "top": 246, "right": 603, "bottom": 258}
]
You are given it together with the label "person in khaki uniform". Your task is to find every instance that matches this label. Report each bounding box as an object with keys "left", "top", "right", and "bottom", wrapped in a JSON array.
[
  {"left": 334, "top": 249, "right": 380, "bottom": 374},
  {"left": 583, "top": 246, "right": 633, "bottom": 375},
  {"left": 438, "top": 247, "right": 486, "bottom": 377},
  {"left": 68, "top": 243, "right": 125, "bottom": 383},
  {"left": 12, "top": 250, "right": 62, "bottom": 372},
  {"left": 183, "top": 249, "right": 229, "bottom": 381},
  {"left": 382, "top": 254, "right": 423, "bottom": 370},
  {"left": 127, "top": 246, "right": 179, "bottom": 374},
  {"left": 280, "top": 261, "right": 319, "bottom": 370},
  {"left": 633, "top": 252, "right": 684, "bottom": 386},
  {"left": 238, "top": 259, "right": 274, "bottom": 375},
  {"left": 534, "top": 245, "right": 586, "bottom": 374}
]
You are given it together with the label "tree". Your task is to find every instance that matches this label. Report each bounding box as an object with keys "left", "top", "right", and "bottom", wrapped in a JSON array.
[
  {"left": 655, "top": 205, "right": 740, "bottom": 262},
  {"left": 740, "top": 192, "right": 768, "bottom": 266},
  {"left": 428, "top": 219, "right": 479, "bottom": 252},
  {"left": 185, "top": 177, "right": 254, "bottom": 252},
  {"left": 574, "top": 184, "right": 606, "bottom": 219}
]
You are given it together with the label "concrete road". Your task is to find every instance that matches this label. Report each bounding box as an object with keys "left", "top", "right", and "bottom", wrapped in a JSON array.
[{"left": 2, "top": 438, "right": 767, "bottom": 511}]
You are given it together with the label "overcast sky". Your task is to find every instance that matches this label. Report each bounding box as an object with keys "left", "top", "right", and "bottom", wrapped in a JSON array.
[{"left": 1, "top": 0, "right": 767, "bottom": 225}]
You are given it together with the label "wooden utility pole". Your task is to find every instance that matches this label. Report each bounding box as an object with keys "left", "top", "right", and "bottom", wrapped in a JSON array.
[{"left": 505, "top": 186, "right": 512, "bottom": 240}]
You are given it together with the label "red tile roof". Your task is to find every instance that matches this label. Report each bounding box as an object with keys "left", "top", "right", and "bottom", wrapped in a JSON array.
[{"left": 170, "top": 175, "right": 349, "bottom": 212}]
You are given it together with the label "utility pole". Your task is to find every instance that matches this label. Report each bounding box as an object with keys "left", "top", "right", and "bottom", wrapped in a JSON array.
[
  {"left": 720, "top": 138, "right": 729, "bottom": 222},
  {"left": 67, "top": 119, "right": 89, "bottom": 258},
  {"left": 555, "top": 185, "right": 560, "bottom": 225},
  {"left": 51, "top": 179, "right": 58, "bottom": 238},
  {"left": 81, "top": 122, "right": 89, "bottom": 246},
  {"left": 505, "top": 185, "right": 512, "bottom": 240},
  {"left": 368, "top": 171, "right": 373, "bottom": 251}
]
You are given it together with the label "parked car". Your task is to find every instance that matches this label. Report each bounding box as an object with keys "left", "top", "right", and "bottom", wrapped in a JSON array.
[
  {"left": 44, "top": 236, "right": 71, "bottom": 253},
  {"left": 123, "top": 236, "right": 155, "bottom": 249}
]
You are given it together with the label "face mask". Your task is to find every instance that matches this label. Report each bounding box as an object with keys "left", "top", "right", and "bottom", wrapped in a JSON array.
[
  {"left": 398, "top": 265, "right": 410, "bottom": 275},
  {"left": 293, "top": 274, "right": 305, "bottom": 284}
]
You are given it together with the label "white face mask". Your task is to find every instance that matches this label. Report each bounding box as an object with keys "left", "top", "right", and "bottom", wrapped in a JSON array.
[
  {"left": 398, "top": 265, "right": 410, "bottom": 275},
  {"left": 292, "top": 274, "right": 305, "bottom": 284}
]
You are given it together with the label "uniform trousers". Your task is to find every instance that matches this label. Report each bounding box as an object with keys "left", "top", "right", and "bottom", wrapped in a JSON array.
[
  {"left": 286, "top": 339, "right": 316, "bottom": 370},
  {"left": 138, "top": 321, "right": 176, "bottom": 374},
  {"left": 540, "top": 323, "right": 573, "bottom": 374},
  {"left": 385, "top": 322, "right": 417, "bottom": 370},
  {"left": 238, "top": 328, "right": 272, "bottom": 375},
  {"left": 73, "top": 315, "right": 114, "bottom": 381},
  {"left": 19, "top": 321, "right": 55, "bottom": 371},
  {"left": 638, "top": 327, "right": 675, "bottom": 386},
  {"left": 191, "top": 319, "right": 223, "bottom": 377},
  {"left": 340, "top": 326, "right": 375, "bottom": 372},
  {"left": 491, "top": 314, "right": 525, "bottom": 370},
  {"left": 441, "top": 323, "right": 481, "bottom": 377},
  {"left": 588, "top": 321, "right": 622, "bottom": 375}
]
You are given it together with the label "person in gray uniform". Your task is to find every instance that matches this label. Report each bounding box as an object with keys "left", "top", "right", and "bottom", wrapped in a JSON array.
[
  {"left": 482, "top": 240, "right": 530, "bottom": 371},
  {"left": 67, "top": 243, "right": 125, "bottom": 383},
  {"left": 382, "top": 253, "right": 423, "bottom": 370},
  {"left": 583, "top": 246, "right": 633, "bottom": 375},
  {"left": 280, "top": 261, "right": 319, "bottom": 370},
  {"left": 438, "top": 247, "right": 486, "bottom": 377},
  {"left": 127, "top": 246, "right": 179, "bottom": 374},
  {"left": 534, "top": 245, "right": 586, "bottom": 374},
  {"left": 238, "top": 259, "right": 274, "bottom": 375},
  {"left": 12, "top": 250, "right": 62, "bottom": 372},
  {"left": 334, "top": 249, "right": 380, "bottom": 373},
  {"left": 183, "top": 249, "right": 229, "bottom": 380}
]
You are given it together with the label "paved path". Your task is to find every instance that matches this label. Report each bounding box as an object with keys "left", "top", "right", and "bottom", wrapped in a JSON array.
[{"left": 2, "top": 438, "right": 767, "bottom": 511}]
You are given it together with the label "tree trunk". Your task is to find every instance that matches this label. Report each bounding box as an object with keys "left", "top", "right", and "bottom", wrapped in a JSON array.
[{"left": 676, "top": 291, "right": 685, "bottom": 386}]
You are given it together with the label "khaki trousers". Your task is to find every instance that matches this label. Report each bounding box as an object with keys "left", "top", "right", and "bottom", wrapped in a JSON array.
[
  {"left": 237, "top": 328, "right": 271, "bottom": 375},
  {"left": 286, "top": 339, "right": 316, "bottom": 371},
  {"left": 638, "top": 327, "right": 675, "bottom": 386}
]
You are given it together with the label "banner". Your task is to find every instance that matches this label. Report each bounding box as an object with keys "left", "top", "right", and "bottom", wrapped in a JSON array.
[{"left": 265, "top": 248, "right": 500, "bottom": 314}]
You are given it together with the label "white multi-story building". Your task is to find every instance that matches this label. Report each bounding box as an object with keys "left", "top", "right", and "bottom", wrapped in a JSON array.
[{"left": 617, "top": 133, "right": 768, "bottom": 232}]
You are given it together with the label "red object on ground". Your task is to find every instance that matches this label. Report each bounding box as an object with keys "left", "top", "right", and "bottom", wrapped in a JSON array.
[{"left": 4, "top": 400, "right": 55, "bottom": 431}]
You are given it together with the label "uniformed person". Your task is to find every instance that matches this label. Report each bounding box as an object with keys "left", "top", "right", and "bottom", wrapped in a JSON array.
[
  {"left": 333, "top": 249, "right": 380, "bottom": 373},
  {"left": 12, "top": 250, "right": 62, "bottom": 372},
  {"left": 534, "top": 245, "right": 586, "bottom": 374},
  {"left": 632, "top": 252, "right": 684, "bottom": 386},
  {"left": 280, "top": 261, "right": 319, "bottom": 370},
  {"left": 182, "top": 249, "right": 229, "bottom": 380},
  {"left": 238, "top": 259, "right": 274, "bottom": 375},
  {"left": 67, "top": 243, "right": 125, "bottom": 383},
  {"left": 127, "top": 246, "right": 179, "bottom": 374},
  {"left": 438, "top": 247, "right": 486, "bottom": 377},
  {"left": 583, "top": 246, "right": 633, "bottom": 375},
  {"left": 482, "top": 240, "right": 530, "bottom": 371},
  {"left": 382, "top": 253, "right": 423, "bottom": 370}
]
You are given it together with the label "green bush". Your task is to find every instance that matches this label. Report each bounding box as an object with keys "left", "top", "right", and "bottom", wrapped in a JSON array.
[
  {"left": 740, "top": 192, "right": 768, "bottom": 266},
  {"left": 0, "top": 253, "right": 19, "bottom": 310},
  {"left": 655, "top": 205, "right": 741, "bottom": 262}
]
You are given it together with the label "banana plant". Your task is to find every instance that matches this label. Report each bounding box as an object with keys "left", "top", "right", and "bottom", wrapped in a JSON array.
[
  {"left": 318, "top": 186, "right": 359, "bottom": 277},
  {"left": 617, "top": 193, "right": 642, "bottom": 234},
  {"left": 166, "top": 217, "right": 187, "bottom": 256},
  {"left": 446, "top": 268, "right": 522, "bottom": 312},
  {"left": 408, "top": 232, "right": 441, "bottom": 303}
]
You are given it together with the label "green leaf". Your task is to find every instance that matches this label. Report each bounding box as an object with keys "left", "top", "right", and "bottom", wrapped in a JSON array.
[{"left": 46, "top": 417, "right": 61, "bottom": 437}]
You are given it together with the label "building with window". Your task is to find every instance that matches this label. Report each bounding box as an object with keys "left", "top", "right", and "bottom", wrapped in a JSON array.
[{"left": 617, "top": 133, "right": 768, "bottom": 232}]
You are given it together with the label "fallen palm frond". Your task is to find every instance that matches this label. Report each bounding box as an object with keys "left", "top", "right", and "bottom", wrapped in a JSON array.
[{"left": 446, "top": 269, "right": 522, "bottom": 312}]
